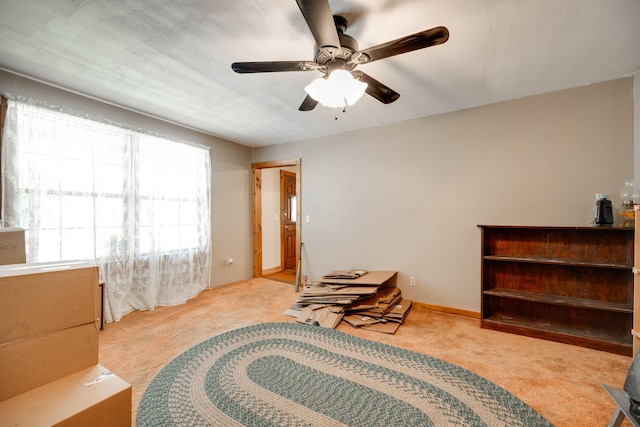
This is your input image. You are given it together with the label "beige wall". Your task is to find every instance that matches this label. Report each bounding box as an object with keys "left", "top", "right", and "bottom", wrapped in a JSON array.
[
  {"left": 0, "top": 70, "right": 254, "bottom": 287},
  {"left": 2, "top": 70, "right": 635, "bottom": 314},
  {"left": 261, "top": 168, "right": 281, "bottom": 270},
  {"left": 253, "top": 78, "right": 635, "bottom": 313}
]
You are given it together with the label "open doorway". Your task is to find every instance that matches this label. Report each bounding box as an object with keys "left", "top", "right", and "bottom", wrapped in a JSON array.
[{"left": 251, "top": 159, "right": 301, "bottom": 282}]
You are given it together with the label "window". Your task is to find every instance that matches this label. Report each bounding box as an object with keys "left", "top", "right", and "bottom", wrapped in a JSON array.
[{"left": 1, "top": 96, "right": 212, "bottom": 321}]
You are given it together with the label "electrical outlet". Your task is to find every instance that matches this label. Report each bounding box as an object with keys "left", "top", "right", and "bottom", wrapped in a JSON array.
[{"left": 409, "top": 276, "right": 416, "bottom": 287}]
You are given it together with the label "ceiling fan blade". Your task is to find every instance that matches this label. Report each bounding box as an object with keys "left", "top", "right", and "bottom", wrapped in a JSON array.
[
  {"left": 352, "top": 71, "right": 400, "bottom": 104},
  {"left": 299, "top": 94, "right": 318, "bottom": 111},
  {"left": 358, "top": 26, "right": 449, "bottom": 63},
  {"left": 295, "top": 0, "right": 341, "bottom": 50},
  {"left": 231, "top": 61, "right": 314, "bottom": 73}
]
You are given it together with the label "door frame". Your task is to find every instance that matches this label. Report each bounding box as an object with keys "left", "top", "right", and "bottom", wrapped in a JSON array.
[{"left": 251, "top": 158, "right": 301, "bottom": 278}]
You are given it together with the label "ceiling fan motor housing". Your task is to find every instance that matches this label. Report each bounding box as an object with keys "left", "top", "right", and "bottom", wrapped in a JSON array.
[{"left": 314, "top": 16, "right": 360, "bottom": 70}]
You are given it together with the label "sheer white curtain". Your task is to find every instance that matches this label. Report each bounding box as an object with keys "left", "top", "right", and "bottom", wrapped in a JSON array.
[{"left": 1, "top": 96, "right": 211, "bottom": 322}]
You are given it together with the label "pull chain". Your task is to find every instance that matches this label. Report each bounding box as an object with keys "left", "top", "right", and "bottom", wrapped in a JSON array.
[{"left": 334, "top": 103, "right": 347, "bottom": 120}]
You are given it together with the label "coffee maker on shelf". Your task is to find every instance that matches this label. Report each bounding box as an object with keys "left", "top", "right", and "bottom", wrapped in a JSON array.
[{"left": 594, "top": 194, "right": 614, "bottom": 226}]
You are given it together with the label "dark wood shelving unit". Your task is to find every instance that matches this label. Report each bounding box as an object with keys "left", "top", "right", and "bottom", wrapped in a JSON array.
[{"left": 478, "top": 225, "right": 634, "bottom": 356}]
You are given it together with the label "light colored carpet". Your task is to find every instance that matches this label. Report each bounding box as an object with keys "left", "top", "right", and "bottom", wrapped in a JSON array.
[
  {"left": 263, "top": 269, "right": 296, "bottom": 284},
  {"left": 98, "top": 278, "right": 633, "bottom": 426}
]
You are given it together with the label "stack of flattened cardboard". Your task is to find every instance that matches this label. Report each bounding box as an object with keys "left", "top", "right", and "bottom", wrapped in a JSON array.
[
  {"left": 286, "top": 282, "right": 379, "bottom": 328},
  {"left": 343, "top": 286, "right": 412, "bottom": 334},
  {"left": 284, "top": 270, "right": 411, "bottom": 334},
  {"left": 321, "top": 269, "right": 368, "bottom": 279}
]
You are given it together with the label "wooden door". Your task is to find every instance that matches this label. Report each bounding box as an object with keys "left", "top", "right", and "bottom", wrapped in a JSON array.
[{"left": 281, "top": 170, "right": 297, "bottom": 270}]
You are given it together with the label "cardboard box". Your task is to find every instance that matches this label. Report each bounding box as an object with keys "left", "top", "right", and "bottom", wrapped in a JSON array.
[
  {"left": 0, "top": 364, "right": 131, "bottom": 427},
  {"left": 0, "top": 227, "right": 26, "bottom": 265},
  {"left": 0, "top": 259, "right": 130, "bottom": 425},
  {"left": 0, "top": 261, "right": 98, "bottom": 344},
  {"left": 0, "top": 323, "right": 99, "bottom": 401}
]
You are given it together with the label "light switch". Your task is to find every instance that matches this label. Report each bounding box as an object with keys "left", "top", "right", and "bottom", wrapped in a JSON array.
[{"left": 305, "top": 215, "right": 310, "bottom": 223}]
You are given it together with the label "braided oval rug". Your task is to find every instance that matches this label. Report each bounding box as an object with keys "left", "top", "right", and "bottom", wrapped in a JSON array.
[{"left": 137, "top": 322, "right": 552, "bottom": 427}]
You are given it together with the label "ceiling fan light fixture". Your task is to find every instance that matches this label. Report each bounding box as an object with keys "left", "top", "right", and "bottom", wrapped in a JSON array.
[{"left": 304, "top": 69, "right": 367, "bottom": 108}]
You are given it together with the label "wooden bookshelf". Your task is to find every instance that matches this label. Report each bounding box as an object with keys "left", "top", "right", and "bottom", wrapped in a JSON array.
[{"left": 478, "top": 225, "right": 634, "bottom": 356}]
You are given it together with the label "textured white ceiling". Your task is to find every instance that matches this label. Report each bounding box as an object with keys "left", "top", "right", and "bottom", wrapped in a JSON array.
[{"left": 1, "top": 0, "right": 639, "bottom": 147}]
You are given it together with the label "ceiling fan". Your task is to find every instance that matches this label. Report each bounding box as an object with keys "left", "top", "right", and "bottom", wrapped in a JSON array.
[{"left": 231, "top": 0, "right": 449, "bottom": 111}]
